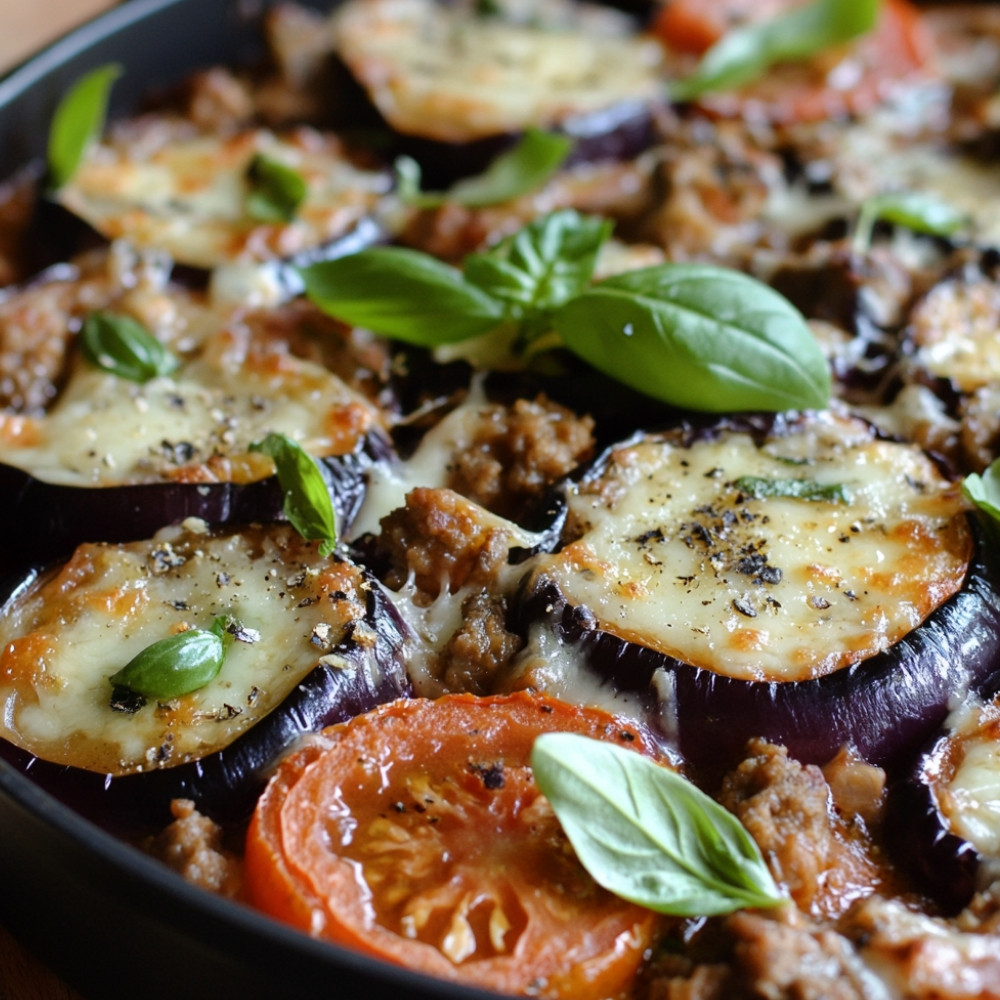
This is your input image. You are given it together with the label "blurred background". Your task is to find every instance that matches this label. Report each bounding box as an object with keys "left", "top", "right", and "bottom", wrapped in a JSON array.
[{"left": 0, "top": 0, "right": 117, "bottom": 75}]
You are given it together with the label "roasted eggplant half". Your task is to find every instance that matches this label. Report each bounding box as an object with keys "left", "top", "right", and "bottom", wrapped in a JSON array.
[
  {"left": 0, "top": 520, "right": 413, "bottom": 830},
  {"left": 511, "top": 411, "right": 1000, "bottom": 778}
]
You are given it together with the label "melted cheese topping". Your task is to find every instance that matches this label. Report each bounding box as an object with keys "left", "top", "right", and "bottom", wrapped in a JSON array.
[
  {"left": 0, "top": 312, "right": 378, "bottom": 487},
  {"left": 533, "top": 413, "right": 970, "bottom": 682},
  {"left": 58, "top": 126, "right": 390, "bottom": 268},
  {"left": 936, "top": 698, "right": 1000, "bottom": 857},
  {"left": 0, "top": 523, "right": 372, "bottom": 775},
  {"left": 330, "top": 0, "right": 665, "bottom": 142}
]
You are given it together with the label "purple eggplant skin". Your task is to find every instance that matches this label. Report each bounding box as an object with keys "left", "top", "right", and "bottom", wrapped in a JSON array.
[
  {"left": 0, "top": 563, "right": 414, "bottom": 835},
  {"left": 887, "top": 733, "right": 982, "bottom": 914},
  {"left": 514, "top": 517, "right": 1000, "bottom": 787},
  {"left": 0, "top": 429, "right": 395, "bottom": 569}
]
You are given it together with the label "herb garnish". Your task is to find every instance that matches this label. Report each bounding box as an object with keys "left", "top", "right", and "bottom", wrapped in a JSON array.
[
  {"left": 299, "top": 210, "right": 830, "bottom": 413},
  {"left": 531, "top": 733, "right": 785, "bottom": 916},
  {"left": 47, "top": 63, "right": 121, "bottom": 189},
  {"left": 669, "top": 0, "right": 880, "bottom": 101},
  {"left": 963, "top": 460, "right": 1000, "bottom": 528},
  {"left": 108, "top": 615, "right": 237, "bottom": 704},
  {"left": 852, "top": 191, "right": 968, "bottom": 253},
  {"left": 735, "top": 476, "right": 851, "bottom": 503},
  {"left": 395, "top": 129, "right": 572, "bottom": 208},
  {"left": 80, "top": 311, "right": 179, "bottom": 383},
  {"left": 249, "top": 432, "right": 338, "bottom": 555},
  {"left": 246, "top": 152, "right": 308, "bottom": 223}
]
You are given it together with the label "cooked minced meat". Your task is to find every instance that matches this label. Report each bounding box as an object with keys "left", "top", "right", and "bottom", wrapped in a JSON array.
[
  {"left": 445, "top": 396, "right": 594, "bottom": 520},
  {"left": 146, "top": 799, "right": 242, "bottom": 898}
]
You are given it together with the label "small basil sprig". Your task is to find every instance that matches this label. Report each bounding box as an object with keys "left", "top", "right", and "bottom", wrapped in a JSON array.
[
  {"left": 531, "top": 733, "right": 785, "bottom": 916},
  {"left": 669, "top": 0, "right": 879, "bottom": 102},
  {"left": 395, "top": 130, "right": 572, "bottom": 209},
  {"left": 249, "top": 432, "right": 338, "bottom": 555},
  {"left": 734, "top": 476, "right": 851, "bottom": 503},
  {"left": 246, "top": 152, "right": 308, "bottom": 223},
  {"left": 47, "top": 63, "right": 121, "bottom": 189},
  {"left": 300, "top": 210, "right": 829, "bottom": 413},
  {"left": 80, "top": 311, "right": 179, "bottom": 383},
  {"left": 109, "top": 615, "right": 235, "bottom": 703},
  {"left": 852, "top": 191, "right": 968, "bottom": 253}
]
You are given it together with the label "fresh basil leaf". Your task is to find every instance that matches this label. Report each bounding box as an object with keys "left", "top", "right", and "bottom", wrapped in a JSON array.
[
  {"left": 396, "top": 131, "right": 572, "bottom": 209},
  {"left": 108, "top": 615, "right": 235, "bottom": 702},
  {"left": 853, "top": 191, "right": 968, "bottom": 253},
  {"left": 300, "top": 248, "right": 505, "bottom": 346},
  {"left": 735, "top": 476, "right": 851, "bottom": 503},
  {"left": 47, "top": 63, "right": 122, "bottom": 189},
  {"left": 553, "top": 263, "right": 830, "bottom": 413},
  {"left": 465, "top": 209, "right": 610, "bottom": 325},
  {"left": 669, "top": 0, "right": 879, "bottom": 101},
  {"left": 531, "top": 733, "right": 784, "bottom": 916},
  {"left": 964, "top": 460, "right": 1000, "bottom": 526},
  {"left": 249, "top": 432, "right": 338, "bottom": 556},
  {"left": 80, "top": 311, "right": 179, "bottom": 383},
  {"left": 246, "top": 152, "right": 308, "bottom": 223}
]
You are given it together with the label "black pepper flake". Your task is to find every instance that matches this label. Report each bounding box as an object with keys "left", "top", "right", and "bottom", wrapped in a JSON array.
[
  {"left": 635, "top": 528, "right": 665, "bottom": 546},
  {"left": 619, "top": 731, "right": 635, "bottom": 742},
  {"left": 732, "top": 596, "right": 758, "bottom": 618},
  {"left": 470, "top": 762, "right": 506, "bottom": 790},
  {"left": 810, "top": 596, "right": 831, "bottom": 610},
  {"left": 393, "top": 802, "right": 406, "bottom": 813},
  {"left": 169, "top": 599, "right": 189, "bottom": 610},
  {"left": 845, "top": 590, "right": 858, "bottom": 601},
  {"left": 109, "top": 685, "right": 146, "bottom": 714}
]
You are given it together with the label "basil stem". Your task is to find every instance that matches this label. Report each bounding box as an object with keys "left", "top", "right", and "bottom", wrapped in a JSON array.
[
  {"left": 299, "top": 247, "right": 506, "bottom": 346},
  {"left": 669, "top": 0, "right": 880, "bottom": 101},
  {"left": 531, "top": 733, "right": 785, "bottom": 917},
  {"left": 109, "top": 616, "right": 235, "bottom": 703},
  {"left": 47, "top": 63, "right": 122, "bottom": 189},
  {"left": 246, "top": 152, "right": 308, "bottom": 223},
  {"left": 852, "top": 191, "right": 968, "bottom": 254},
  {"left": 395, "top": 130, "right": 572, "bottom": 209},
  {"left": 249, "top": 432, "right": 338, "bottom": 556},
  {"left": 735, "top": 476, "right": 851, "bottom": 503},
  {"left": 80, "top": 311, "right": 180, "bottom": 383},
  {"left": 553, "top": 263, "right": 830, "bottom": 413}
]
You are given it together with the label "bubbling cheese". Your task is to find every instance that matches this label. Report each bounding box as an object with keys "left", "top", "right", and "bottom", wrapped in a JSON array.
[
  {"left": 532, "top": 412, "right": 971, "bottom": 683},
  {"left": 0, "top": 523, "right": 373, "bottom": 775}
]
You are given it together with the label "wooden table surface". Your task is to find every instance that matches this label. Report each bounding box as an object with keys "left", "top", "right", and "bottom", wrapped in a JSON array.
[{"left": 0, "top": 7, "right": 119, "bottom": 998}]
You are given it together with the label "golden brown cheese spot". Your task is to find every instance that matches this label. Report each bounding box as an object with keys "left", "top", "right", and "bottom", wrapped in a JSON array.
[{"left": 535, "top": 413, "right": 971, "bottom": 682}]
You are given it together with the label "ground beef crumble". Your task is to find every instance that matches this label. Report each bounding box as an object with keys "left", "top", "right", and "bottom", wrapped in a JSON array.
[
  {"left": 376, "top": 487, "right": 516, "bottom": 599},
  {"left": 146, "top": 799, "right": 242, "bottom": 898},
  {"left": 445, "top": 396, "right": 595, "bottom": 521}
]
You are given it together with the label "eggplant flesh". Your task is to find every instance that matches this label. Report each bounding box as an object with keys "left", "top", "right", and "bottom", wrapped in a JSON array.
[{"left": 0, "top": 523, "right": 414, "bottom": 831}]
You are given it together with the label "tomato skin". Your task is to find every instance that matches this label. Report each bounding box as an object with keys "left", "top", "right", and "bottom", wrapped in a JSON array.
[
  {"left": 244, "top": 692, "right": 664, "bottom": 998},
  {"left": 655, "top": 0, "right": 932, "bottom": 124}
]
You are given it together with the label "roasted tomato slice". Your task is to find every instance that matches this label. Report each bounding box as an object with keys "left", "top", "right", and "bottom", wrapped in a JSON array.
[
  {"left": 245, "top": 692, "right": 663, "bottom": 998},
  {"left": 656, "top": 0, "right": 931, "bottom": 123}
]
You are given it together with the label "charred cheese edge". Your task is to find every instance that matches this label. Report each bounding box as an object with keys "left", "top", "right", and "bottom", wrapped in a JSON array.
[
  {"left": 0, "top": 523, "right": 372, "bottom": 775},
  {"left": 57, "top": 125, "right": 391, "bottom": 269},
  {"left": 532, "top": 413, "right": 970, "bottom": 683},
  {"left": 330, "top": 0, "right": 666, "bottom": 142}
]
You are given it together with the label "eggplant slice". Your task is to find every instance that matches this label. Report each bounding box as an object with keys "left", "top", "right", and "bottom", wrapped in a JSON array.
[
  {"left": 0, "top": 521, "right": 413, "bottom": 830},
  {"left": 512, "top": 412, "right": 1000, "bottom": 777}
]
